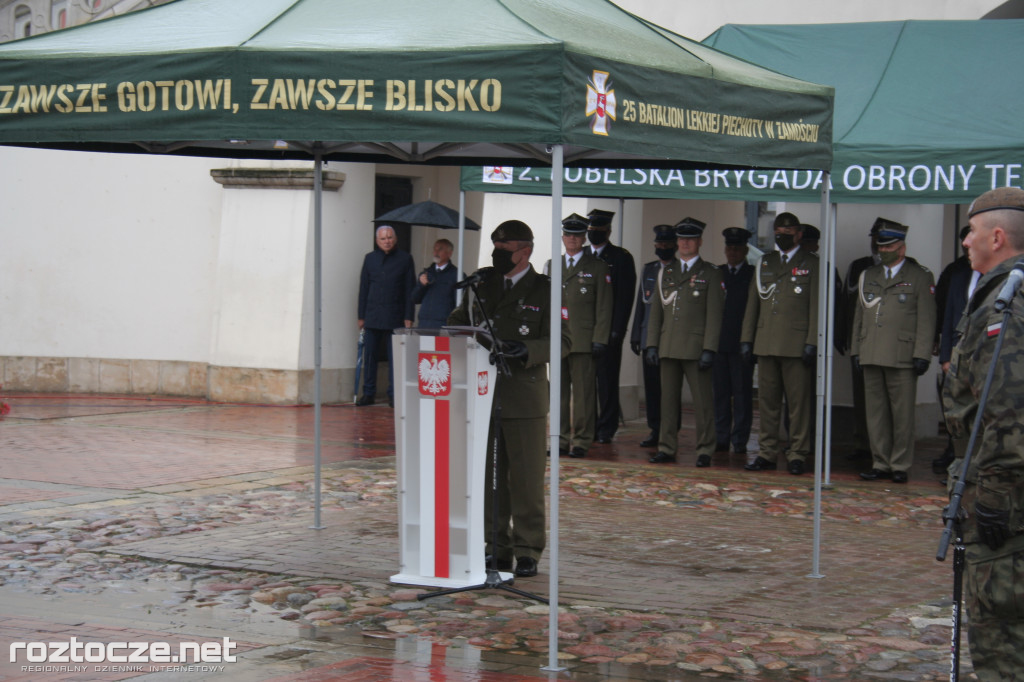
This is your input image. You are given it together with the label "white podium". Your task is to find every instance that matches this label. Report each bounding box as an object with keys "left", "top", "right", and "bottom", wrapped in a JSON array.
[{"left": 389, "top": 329, "right": 496, "bottom": 588}]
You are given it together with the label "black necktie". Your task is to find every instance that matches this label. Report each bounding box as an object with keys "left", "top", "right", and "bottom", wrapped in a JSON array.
[{"left": 505, "top": 278, "right": 513, "bottom": 292}]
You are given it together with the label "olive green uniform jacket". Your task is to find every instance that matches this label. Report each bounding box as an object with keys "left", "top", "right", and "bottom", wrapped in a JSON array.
[
  {"left": 647, "top": 257, "right": 724, "bottom": 359},
  {"left": 741, "top": 247, "right": 819, "bottom": 356},
  {"left": 446, "top": 264, "right": 558, "bottom": 561},
  {"left": 556, "top": 252, "right": 613, "bottom": 352},
  {"left": 851, "top": 259, "right": 936, "bottom": 367}
]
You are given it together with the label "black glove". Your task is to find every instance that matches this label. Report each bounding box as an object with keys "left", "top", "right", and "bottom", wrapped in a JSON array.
[
  {"left": 913, "top": 357, "right": 930, "bottom": 376},
  {"left": 501, "top": 340, "right": 528, "bottom": 361},
  {"left": 852, "top": 355, "right": 861, "bottom": 373},
  {"left": 975, "top": 501, "right": 1012, "bottom": 551},
  {"left": 698, "top": 350, "right": 715, "bottom": 371},
  {"left": 592, "top": 342, "right": 607, "bottom": 359},
  {"left": 802, "top": 344, "right": 817, "bottom": 367},
  {"left": 740, "top": 342, "right": 753, "bottom": 365},
  {"left": 644, "top": 347, "right": 659, "bottom": 367},
  {"left": 630, "top": 340, "right": 642, "bottom": 356}
]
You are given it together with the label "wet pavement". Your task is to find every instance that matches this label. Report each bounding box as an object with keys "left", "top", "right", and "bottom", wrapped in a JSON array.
[{"left": 0, "top": 393, "right": 971, "bottom": 680}]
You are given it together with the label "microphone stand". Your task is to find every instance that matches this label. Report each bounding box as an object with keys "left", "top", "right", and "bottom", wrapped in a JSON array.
[
  {"left": 936, "top": 279, "right": 1018, "bottom": 681},
  {"left": 419, "top": 277, "right": 547, "bottom": 604}
]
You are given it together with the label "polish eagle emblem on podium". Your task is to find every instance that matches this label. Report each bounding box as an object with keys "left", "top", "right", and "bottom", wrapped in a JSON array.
[{"left": 418, "top": 353, "right": 452, "bottom": 396}]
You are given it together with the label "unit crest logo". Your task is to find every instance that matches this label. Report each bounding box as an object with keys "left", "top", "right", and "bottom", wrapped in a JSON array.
[
  {"left": 418, "top": 353, "right": 452, "bottom": 396},
  {"left": 586, "top": 70, "right": 616, "bottom": 136},
  {"left": 482, "top": 166, "right": 514, "bottom": 185}
]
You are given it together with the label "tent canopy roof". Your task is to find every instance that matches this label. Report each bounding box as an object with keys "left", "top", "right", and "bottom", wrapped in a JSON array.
[
  {"left": 705, "top": 20, "right": 1023, "bottom": 167},
  {"left": 0, "top": 0, "right": 833, "bottom": 170}
]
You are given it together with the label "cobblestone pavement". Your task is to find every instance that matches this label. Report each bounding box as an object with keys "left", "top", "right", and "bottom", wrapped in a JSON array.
[{"left": 0, "top": 394, "right": 972, "bottom": 681}]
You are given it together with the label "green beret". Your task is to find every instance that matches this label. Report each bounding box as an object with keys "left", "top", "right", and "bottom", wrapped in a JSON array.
[
  {"left": 968, "top": 187, "right": 1024, "bottom": 218},
  {"left": 491, "top": 220, "right": 534, "bottom": 242}
]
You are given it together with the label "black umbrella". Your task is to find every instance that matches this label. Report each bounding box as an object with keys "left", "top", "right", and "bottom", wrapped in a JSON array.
[{"left": 373, "top": 200, "right": 480, "bottom": 231}]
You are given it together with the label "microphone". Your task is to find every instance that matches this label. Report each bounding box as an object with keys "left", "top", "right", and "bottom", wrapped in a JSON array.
[
  {"left": 455, "top": 271, "right": 485, "bottom": 290},
  {"left": 994, "top": 260, "right": 1024, "bottom": 311}
]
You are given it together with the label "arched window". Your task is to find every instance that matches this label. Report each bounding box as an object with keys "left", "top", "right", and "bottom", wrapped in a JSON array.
[
  {"left": 13, "top": 5, "right": 31, "bottom": 38},
  {"left": 52, "top": 0, "right": 68, "bottom": 30}
]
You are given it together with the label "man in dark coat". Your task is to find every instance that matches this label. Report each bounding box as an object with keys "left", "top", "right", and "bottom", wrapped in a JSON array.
[
  {"left": 356, "top": 224, "right": 416, "bottom": 407},
  {"left": 587, "top": 208, "right": 637, "bottom": 444},
  {"left": 412, "top": 238, "right": 461, "bottom": 329},
  {"left": 629, "top": 225, "right": 678, "bottom": 447},
  {"left": 714, "top": 227, "right": 755, "bottom": 455},
  {"left": 934, "top": 226, "right": 976, "bottom": 473}
]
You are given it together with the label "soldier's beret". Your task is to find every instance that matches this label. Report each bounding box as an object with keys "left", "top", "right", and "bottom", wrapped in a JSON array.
[
  {"left": 774, "top": 212, "right": 801, "bottom": 229},
  {"left": 968, "top": 187, "right": 1024, "bottom": 218},
  {"left": 873, "top": 217, "right": 908, "bottom": 245},
  {"left": 587, "top": 209, "right": 615, "bottom": 228},
  {"left": 675, "top": 217, "right": 707, "bottom": 238},
  {"left": 491, "top": 220, "right": 534, "bottom": 243},
  {"left": 561, "top": 213, "right": 589, "bottom": 234},
  {"left": 801, "top": 224, "right": 820, "bottom": 242},
  {"left": 653, "top": 224, "right": 676, "bottom": 242},
  {"left": 722, "top": 227, "right": 751, "bottom": 245}
]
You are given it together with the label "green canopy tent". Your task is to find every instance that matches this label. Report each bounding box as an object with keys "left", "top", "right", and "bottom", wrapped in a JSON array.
[
  {"left": 0, "top": 0, "right": 833, "bottom": 666},
  {"left": 461, "top": 20, "right": 1024, "bottom": 203}
]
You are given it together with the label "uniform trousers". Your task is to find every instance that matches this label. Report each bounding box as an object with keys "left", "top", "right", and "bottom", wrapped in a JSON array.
[
  {"left": 595, "top": 340, "right": 624, "bottom": 439},
  {"left": 713, "top": 350, "right": 753, "bottom": 450},
  {"left": 642, "top": 356, "right": 661, "bottom": 434},
  {"left": 560, "top": 352, "right": 596, "bottom": 451},
  {"left": 658, "top": 358, "right": 715, "bottom": 458},
  {"left": 965, "top": 536, "right": 1024, "bottom": 681},
  {"left": 361, "top": 327, "right": 395, "bottom": 400},
  {"left": 757, "top": 355, "right": 812, "bottom": 463},
  {"left": 851, "top": 356, "right": 870, "bottom": 452},
  {"left": 862, "top": 365, "right": 918, "bottom": 473},
  {"left": 484, "top": 416, "right": 547, "bottom": 562}
]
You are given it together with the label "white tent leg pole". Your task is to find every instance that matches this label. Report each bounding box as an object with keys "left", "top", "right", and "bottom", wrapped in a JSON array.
[
  {"left": 544, "top": 145, "right": 566, "bottom": 673},
  {"left": 824, "top": 202, "right": 838, "bottom": 486},
  {"left": 617, "top": 197, "right": 625, "bottom": 245},
  {"left": 457, "top": 191, "right": 466, "bottom": 306},
  {"left": 809, "top": 171, "right": 831, "bottom": 579},
  {"left": 312, "top": 149, "right": 325, "bottom": 531}
]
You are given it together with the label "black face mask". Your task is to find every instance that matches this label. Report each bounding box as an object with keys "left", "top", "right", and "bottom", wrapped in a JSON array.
[
  {"left": 491, "top": 247, "right": 516, "bottom": 275},
  {"left": 775, "top": 233, "right": 796, "bottom": 252},
  {"left": 655, "top": 247, "right": 677, "bottom": 261},
  {"left": 587, "top": 230, "right": 609, "bottom": 246}
]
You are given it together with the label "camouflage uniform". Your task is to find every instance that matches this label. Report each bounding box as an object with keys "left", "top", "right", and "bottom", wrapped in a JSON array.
[{"left": 943, "top": 256, "right": 1024, "bottom": 680}]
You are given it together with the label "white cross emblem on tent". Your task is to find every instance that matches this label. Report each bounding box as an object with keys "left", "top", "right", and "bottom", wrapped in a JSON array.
[{"left": 586, "top": 70, "right": 617, "bottom": 136}]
